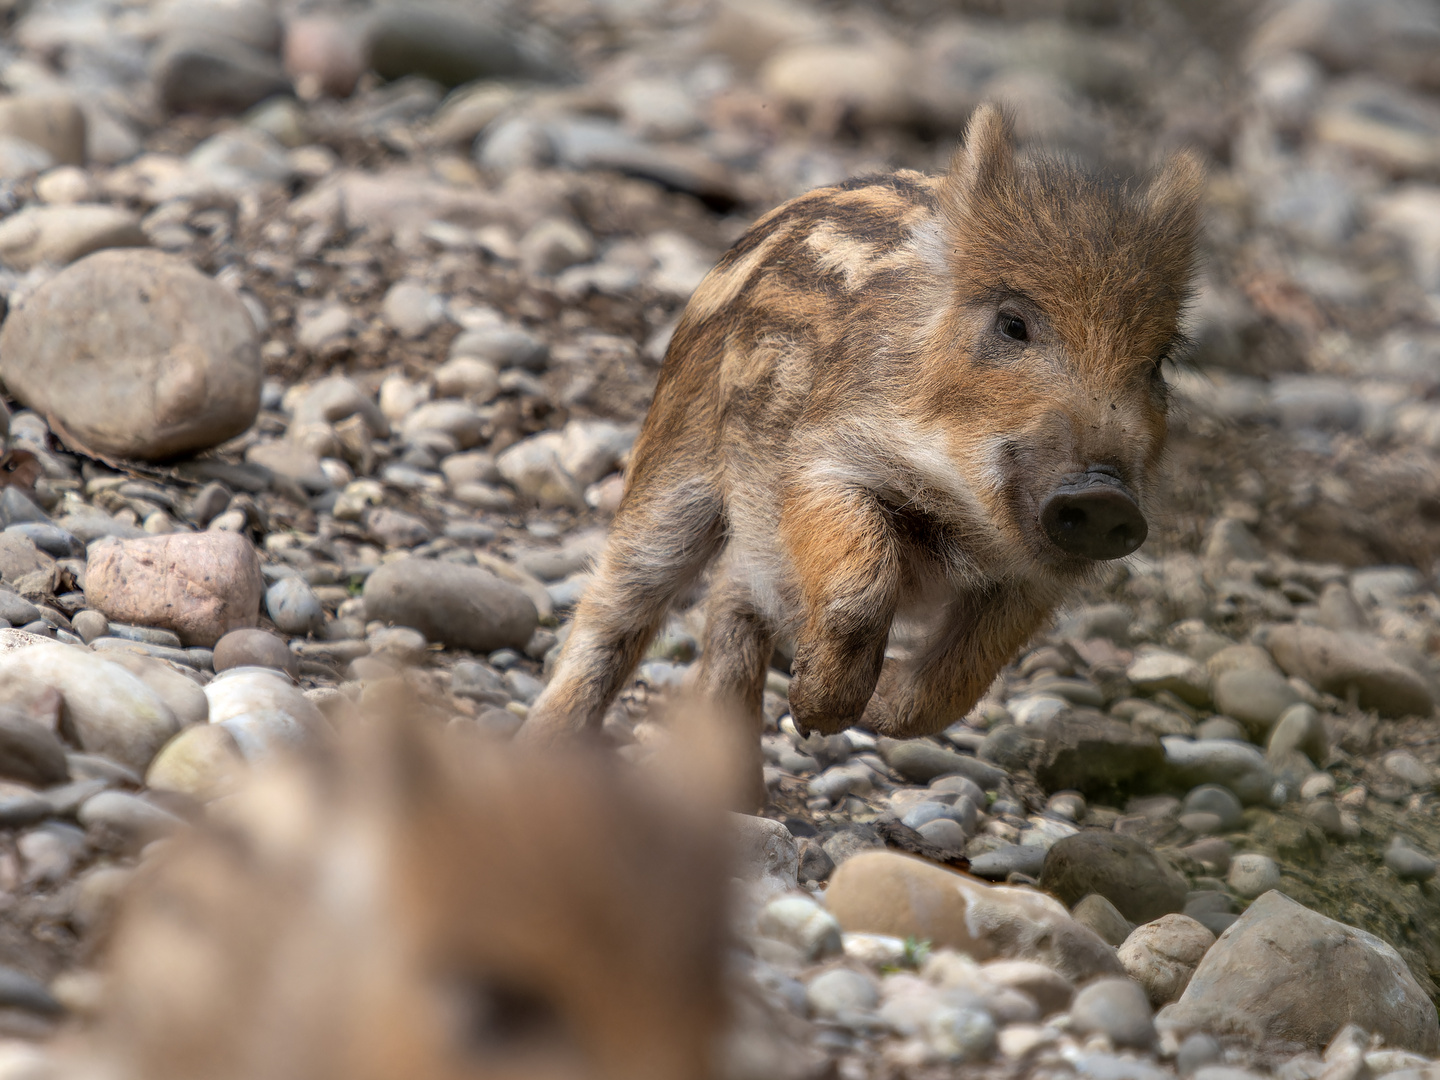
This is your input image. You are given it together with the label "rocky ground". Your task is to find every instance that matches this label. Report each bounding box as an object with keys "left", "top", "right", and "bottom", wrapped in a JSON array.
[{"left": 0, "top": 0, "right": 1431, "bottom": 1077}]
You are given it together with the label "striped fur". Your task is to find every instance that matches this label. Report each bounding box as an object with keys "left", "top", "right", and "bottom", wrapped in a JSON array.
[{"left": 520, "top": 105, "right": 1203, "bottom": 802}]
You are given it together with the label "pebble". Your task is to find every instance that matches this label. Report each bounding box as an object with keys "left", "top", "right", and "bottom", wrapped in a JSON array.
[
  {"left": 153, "top": 32, "right": 290, "bottom": 114},
  {"left": 1166, "top": 891, "right": 1439, "bottom": 1054},
  {"left": 519, "top": 217, "right": 596, "bottom": 276},
  {"left": 78, "top": 790, "right": 185, "bottom": 851},
  {"left": 1180, "top": 785, "right": 1244, "bottom": 831},
  {"left": 381, "top": 279, "right": 443, "bottom": 339},
  {"left": 804, "top": 968, "right": 877, "bottom": 1019},
  {"left": 824, "top": 851, "right": 1123, "bottom": 982},
  {"left": 730, "top": 814, "right": 799, "bottom": 894},
  {"left": 1035, "top": 715, "right": 1164, "bottom": 796},
  {"left": 95, "top": 651, "right": 209, "bottom": 727},
  {"left": 0, "top": 250, "right": 261, "bottom": 460},
  {"left": 1117, "top": 914, "right": 1216, "bottom": 1006},
  {"left": 1211, "top": 668, "right": 1301, "bottom": 740},
  {"left": 1072, "top": 893, "right": 1135, "bottom": 947},
  {"left": 1266, "top": 703, "right": 1329, "bottom": 767},
  {"left": 213, "top": 628, "right": 299, "bottom": 677},
  {"left": 1039, "top": 832, "right": 1188, "bottom": 924},
  {"left": 265, "top": 577, "right": 324, "bottom": 636},
  {"left": 757, "top": 895, "right": 843, "bottom": 961},
  {"left": 145, "top": 722, "right": 244, "bottom": 801},
  {"left": 362, "top": 560, "right": 539, "bottom": 654},
  {"left": 0, "top": 642, "right": 179, "bottom": 772},
  {"left": 1226, "top": 853, "right": 1281, "bottom": 898},
  {"left": 1384, "top": 839, "right": 1437, "bottom": 882},
  {"left": 1069, "top": 977, "right": 1155, "bottom": 1048},
  {"left": 0, "top": 706, "right": 68, "bottom": 786},
  {"left": 1382, "top": 750, "right": 1435, "bottom": 789},
  {"left": 85, "top": 531, "right": 265, "bottom": 647},
  {"left": 1263, "top": 624, "right": 1433, "bottom": 719},
  {"left": 878, "top": 738, "right": 1004, "bottom": 787},
  {"left": 18, "top": 820, "right": 86, "bottom": 885},
  {"left": 450, "top": 324, "right": 548, "bottom": 370},
  {"left": 968, "top": 843, "right": 1047, "bottom": 880},
  {"left": 1162, "top": 738, "right": 1275, "bottom": 806},
  {"left": 0, "top": 204, "right": 147, "bottom": 270}
]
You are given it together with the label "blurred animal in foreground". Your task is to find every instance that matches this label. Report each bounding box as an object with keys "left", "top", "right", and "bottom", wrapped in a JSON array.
[
  {"left": 69, "top": 715, "right": 730, "bottom": 1080},
  {"left": 520, "top": 104, "right": 1204, "bottom": 795}
]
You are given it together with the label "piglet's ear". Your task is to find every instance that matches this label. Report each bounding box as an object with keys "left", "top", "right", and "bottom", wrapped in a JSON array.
[
  {"left": 941, "top": 103, "right": 1015, "bottom": 215},
  {"left": 1144, "top": 149, "right": 1205, "bottom": 238}
]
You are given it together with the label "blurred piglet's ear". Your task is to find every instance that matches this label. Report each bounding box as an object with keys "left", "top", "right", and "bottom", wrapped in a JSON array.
[{"left": 1144, "top": 149, "right": 1206, "bottom": 245}]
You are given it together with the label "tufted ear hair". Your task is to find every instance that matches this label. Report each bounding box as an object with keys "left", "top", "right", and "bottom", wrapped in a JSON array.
[
  {"left": 1145, "top": 149, "right": 1205, "bottom": 238},
  {"left": 940, "top": 103, "right": 1016, "bottom": 221}
]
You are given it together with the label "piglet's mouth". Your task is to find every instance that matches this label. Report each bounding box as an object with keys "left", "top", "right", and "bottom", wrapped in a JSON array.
[{"left": 1038, "top": 468, "right": 1147, "bottom": 560}]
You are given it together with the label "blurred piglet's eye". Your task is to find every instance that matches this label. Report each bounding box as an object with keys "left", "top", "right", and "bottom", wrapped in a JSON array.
[{"left": 451, "top": 975, "right": 576, "bottom": 1059}]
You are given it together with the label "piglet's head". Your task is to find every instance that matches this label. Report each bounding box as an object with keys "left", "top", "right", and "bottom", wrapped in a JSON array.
[{"left": 920, "top": 104, "right": 1204, "bottom": 572}]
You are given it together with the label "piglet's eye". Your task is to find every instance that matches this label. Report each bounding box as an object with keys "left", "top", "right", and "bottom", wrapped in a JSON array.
[{"left": 997, "top": 314, "right": 1028, "bottom": 342}]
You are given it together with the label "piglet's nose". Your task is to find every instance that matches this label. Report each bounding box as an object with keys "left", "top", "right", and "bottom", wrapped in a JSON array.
[{"left": 1040, "top": 470, "right": 1147, "bottom": 560}]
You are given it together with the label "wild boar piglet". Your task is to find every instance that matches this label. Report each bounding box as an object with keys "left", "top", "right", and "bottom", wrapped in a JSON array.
[
  {"left": 521, "top": 104, "right": 1204, "bottom": 790},
  {"left": 79, "top": 720, "right": 727, "bottom": 1080}
]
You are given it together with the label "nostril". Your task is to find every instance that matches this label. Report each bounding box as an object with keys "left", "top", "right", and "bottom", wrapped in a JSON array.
[{"left": 1055, "top": 505, "right": 1087, "bottom": 535}]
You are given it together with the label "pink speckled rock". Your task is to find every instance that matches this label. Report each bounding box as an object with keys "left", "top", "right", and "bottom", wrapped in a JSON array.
[{"left": 84, "top": 532, "right": 264, "bottom": 647}]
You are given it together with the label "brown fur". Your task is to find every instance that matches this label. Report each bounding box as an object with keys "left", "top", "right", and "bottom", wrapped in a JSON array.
[
  {"left": 78, "top": 721, "right": 728, "bottom": 1080},
  {"left": 520, "top": 105, "right": 1204, "bottom": 797}
]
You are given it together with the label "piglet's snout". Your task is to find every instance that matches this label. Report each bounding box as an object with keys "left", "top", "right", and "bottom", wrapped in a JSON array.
[{"left": 1039, "top": 468, "right": 1147, "bottom": 560}]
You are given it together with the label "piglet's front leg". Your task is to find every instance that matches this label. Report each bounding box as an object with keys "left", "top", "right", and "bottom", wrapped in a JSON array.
[{"left": 781, "top": 485, "right": 901, "bottom": 735}]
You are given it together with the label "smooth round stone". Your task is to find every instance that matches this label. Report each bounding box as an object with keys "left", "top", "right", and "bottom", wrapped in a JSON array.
[
  {"left": 1266, "top": 703, "right": 1328, "bottom": 766},
  {"left": 930, "top": 774, "right": 985, "bottom": 804},
  {"left": 1177, "top": 1032, "right": 1223, "bottom": 1076},
  {"left": 1039, "top": 832, "right": 1188, "bottom": 924},
  {"left": 1300, "top": 773, "right": 1336, "bottom": 799},
  {"left": 0, "top": 706, "right": 68, "bottom": 786},
  {"left": 1072, "top": 893, "right": 1134, "bottom": 948},
  {"left": 1046, "top": 791, "right": 1086, "bottom": 822},
  {"left": 804, "top": 968, "right": 877, "bottom": 1019},
  {"left": 1384, "top": 842, "right": 1437, "bottom": 882},
  {"left": 1179, "top": 812, "right": 1224, "bottom": 836},
  {"left": 1117, "top": 913, "right": 1215, "bottom": 1007},
  {"left": 7, "top": 522, "right": 80, "bottom": 559},
  {"left": 362, "top": 560, "right": 538, "bottom": 654},
  {"left": 978, "top": 724, "right": 1036, "bottom": 770},
  {"left": 77, "top": 790, "right": 185, "bottom": 851},
  {"left": 146, "top": 723, "right": 244, "bottom": 801},
  {"left": 213, "top": 628, "right": 299, "bottom": 677},
  {"left": 902, "top": 798, "right": 974, "bottom": 832},
  {"left": 204, "top": 666, "right": 325, "bottom": 733},
  {"left": 0, "top": 249, "right": 260, "bottom": 460},
  {"left": 757, "top": 896, "right": 843, "bottom": 961},
  {"left": 1212, "top": 669, "right": 1301, "bottom": 738},
  {"left": 1181, "top": 785, "right": 1244, "bottom": 831},
  {"left": 367, "top": 625, "right": 428, "bottom": 665},
  {"left": 265, "top": 576, "right": 323, "bottom": 635},
  {"left": 95, "top": 651, "right": 209, "bottom": 727},
  {"left": 917, "top": 817, "right": 969, "bottom": 854},
  {"left": 450, "top": 324, "right": 549, "bottom": 370},
  {"left": 0, "top": 641, "right": 179, "bottom": 772},
  {"left": 0, "top": 966, "right": 61, "bottom": 1016},
  {"left": 1195, "top": 716, "right": 1249, "bottom": 742},
  {"left": 71, "top": 609, "right": 108, "bottom": 644},
  {"left": 1227, "top": 853, "right": 1281, "bottom": 898},
  {"left": 926, "top": 1005, "right": 997, "bottom": 1061},
  {"left": 1180, "top": 838, "right": 1233, "bottom": 875},
  {"left": 1069, "top": 977, "right": 1155, "bottom": 1048},
  {"left": 968, "top": 843, "right": 1047, "bottom": 880},
  {"left": 451, "top": 660, "right": 508, "bottom": 704}
]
